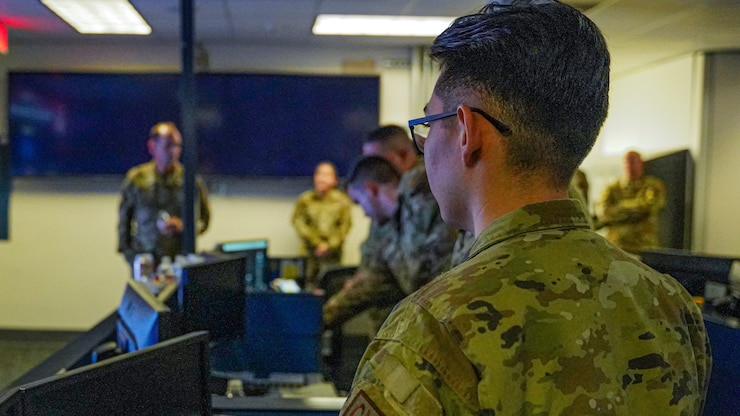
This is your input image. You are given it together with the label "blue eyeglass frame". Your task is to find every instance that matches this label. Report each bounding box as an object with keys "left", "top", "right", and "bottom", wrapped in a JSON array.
[{"left": 407, "top": 108, "right": 512, "bottom": 154}]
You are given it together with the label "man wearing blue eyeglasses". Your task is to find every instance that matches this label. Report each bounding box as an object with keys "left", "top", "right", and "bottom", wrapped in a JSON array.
[{"left": 341, "top": 1, "right": 710, "bottom": 415}]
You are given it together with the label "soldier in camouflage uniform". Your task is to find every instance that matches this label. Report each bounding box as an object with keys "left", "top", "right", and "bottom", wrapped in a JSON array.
[
  {"left": 596, "top": 151, "right": 666, "bottom": 255},
  {"left": 323, "top": 126, "right": 458, "bottom": 334},
  {"left": 292, "top": 161, "right": 352, "bottom": 289},
  {"left": 323, "top": 156, "right": 458, "bottom": 334},
  {"left": 118, "top": 122, "right": 210, "bottom": 265},
  {"left": 342, "top": 2, "right": 710, "bottom": 415}
]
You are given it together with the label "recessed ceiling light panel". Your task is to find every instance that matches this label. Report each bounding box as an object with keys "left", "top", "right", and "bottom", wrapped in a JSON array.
[
  {"left": 313, "top": 14, "right": 454, "bottom": 37},
  {"left": 41, "top": 0, "right": 152, "bottom": 35}
]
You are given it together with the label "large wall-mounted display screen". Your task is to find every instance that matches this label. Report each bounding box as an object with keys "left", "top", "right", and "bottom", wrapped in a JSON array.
[{"left": 8, "top": 72, "right": 379, "bottom": 177}]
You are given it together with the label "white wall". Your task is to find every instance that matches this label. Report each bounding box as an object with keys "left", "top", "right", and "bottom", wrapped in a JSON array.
[
  {"left": 581, "top": 54, "right": 706, "bottom": 229},
  {"left": 578, "top": 51, "right": 740, "bottom": 256},
  {"left": 593, "top": 54, "right": 703, "bottom": 159},
  {"left": 700, "top": 52, "right": 740, "bottom": 256}
]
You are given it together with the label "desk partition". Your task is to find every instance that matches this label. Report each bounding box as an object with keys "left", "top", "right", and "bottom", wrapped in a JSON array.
[{"left": 702, "top": 315, "right": 740, "bottom": 415}]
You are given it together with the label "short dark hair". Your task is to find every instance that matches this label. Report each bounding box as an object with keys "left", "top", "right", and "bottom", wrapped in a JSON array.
[
  {"left": 430, "top": 0, "right": 609, "bottom": 187},
  {"left": 366, "top": 125, "right": 408, "bottom": 144},
  {"left": 364, "top": 125, "right": 418, "bottom": 155},
  {"left": 346, "top": 156, "right": 401, "bottom": 189}
]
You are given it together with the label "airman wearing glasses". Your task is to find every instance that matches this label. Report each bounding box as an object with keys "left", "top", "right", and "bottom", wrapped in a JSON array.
[
  {"left": 341, "top": 1, "right": 709, "bottom": 415},
  {"left": 118, "top": 122, "right": 210, "bottom": 268}
]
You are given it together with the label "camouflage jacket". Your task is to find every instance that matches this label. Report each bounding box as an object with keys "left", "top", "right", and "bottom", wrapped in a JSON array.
[
  {"left": 378, "top": 161, "right": 459, "bottom": 295},
  {"left": 117, "top": 161, "right": 210, "bottom": 262},
  {"left": 342, "top": 199, "right": 710, "bottom": 416},
  {"left": 323, "top": 162, "right": 458, "bottom": 329},
  {"left": 597, "top": 175, "right": 665, "bottom": 254},
  {"left": 291, "top": 188, "right": 352, "bottom": 255}
]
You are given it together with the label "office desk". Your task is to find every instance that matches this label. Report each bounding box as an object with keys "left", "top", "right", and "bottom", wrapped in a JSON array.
[
  {"left": 213, "top": 382, "right": 345, "bottom": 416},
  {"left": 4, "top": 293, "right": 334, "bottom": 415},
  {"left": 213, "top": 396, "right": 345, "bottom": 416}
]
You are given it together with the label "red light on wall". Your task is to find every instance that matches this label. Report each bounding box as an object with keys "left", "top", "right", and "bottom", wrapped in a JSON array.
[{"left": 0, "top": 24, "right": 8, "bottom": 55}]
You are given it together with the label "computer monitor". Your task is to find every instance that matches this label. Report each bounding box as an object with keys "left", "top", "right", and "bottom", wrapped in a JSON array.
[
  {"left": 268, "top": 256, "right": 307, "bottom": 282},
  {"left": 214, "top": 239, "right": 269, "bottom": 291},
  {"left": 15, "top": 331, "right": 212, "bottom": 416},
  {"left": 178, "top": 253, "right": 247, "bottom": 341},
  {"left": 116, "top": 280, "right": 180, "bottom": 353},
  {"left": 641, "top": 249, "right": 736, "bottom": 297},
  {"left": 242, "top": 292, "right": 324, "bottom": 377}
]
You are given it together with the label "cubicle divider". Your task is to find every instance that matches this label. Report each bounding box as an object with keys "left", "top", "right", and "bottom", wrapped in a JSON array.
[{"left": 702, "top": 315, "right": 740, "bottom": 416}]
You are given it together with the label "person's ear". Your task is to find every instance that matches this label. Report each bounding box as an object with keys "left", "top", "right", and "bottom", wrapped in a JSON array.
[
  {"left": 146, "top": 138, "right": 156, "bottom": 156},
  {"left": 458, "top": 105, "right": 482, "bottom": 167}
]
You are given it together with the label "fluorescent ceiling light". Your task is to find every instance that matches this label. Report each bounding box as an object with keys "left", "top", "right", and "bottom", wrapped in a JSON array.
[
  {"left": 313, "top": 14, "right": 454, "bottom": 37},
  {"left": 41, "top": 0, "right": 151, "bottom": 35}
]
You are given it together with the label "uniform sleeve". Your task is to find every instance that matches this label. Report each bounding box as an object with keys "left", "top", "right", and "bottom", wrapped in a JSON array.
[
  {"left": 117, "top": 177, "right": 135, "bottom": 259},
  {"left": 340, "top": 302, "right": 477, "bottom": 415},
  {"left": 645, "top": 177, "right": 666, "bottom": 213},
  {"left": 196, "top": 176, "right": 210, "bottom": 234},
  {"left": 598, "top": 183, "right": 636, "bottom": 225},
  {"left": 322, "top": 269, "right": 404, "bottom": 329},
  {"left": 341, "top": 350, "right": 443, "bottom": 416},
  {"left": 598, "top": 178, "right": 665, "bottom": 227},
  {"left": 684, "top": 300, "right": 712, "bottom": 411}
]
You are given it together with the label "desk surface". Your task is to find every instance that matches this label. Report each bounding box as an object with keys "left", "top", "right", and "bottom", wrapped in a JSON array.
[
  {"left": 212, "top": 395, "right": 346, "bottom": 411},
  {"left": 212, "top": 381, "right": 346, "bottom": 413}
]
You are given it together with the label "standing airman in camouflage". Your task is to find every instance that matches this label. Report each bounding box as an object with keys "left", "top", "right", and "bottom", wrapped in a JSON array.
[
  {"left": 292, "top": 161, "right": 352, "bottom": 289},
  {"left": 118, "top": 122, "right": 210, "bottom": 266},
  {"left": 342, "top": 2, "right": 710, "bottom": 415},
  {"left": 596, "top": 151, "right": 666, "bottom": 254}
]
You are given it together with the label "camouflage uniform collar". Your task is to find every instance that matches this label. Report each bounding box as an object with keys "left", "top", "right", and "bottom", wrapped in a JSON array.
[
  {"left": 148, "top": 161, "right": 184, "bottom": 186},
  {"left": 143, "top": 160, "right": 183, "bottom": 175},
  {"left": 467, "top": 199, "right": 591, "bottom": 260},
  {"left": 620, "top": 175, "right": 647, "bottom": 189},
  {"left": 163, "top": 161, "right": 183, "bottom": 178}
]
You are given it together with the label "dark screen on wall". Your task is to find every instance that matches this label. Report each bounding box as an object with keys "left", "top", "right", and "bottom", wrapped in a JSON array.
[
  {"left": 8, "top": 72, "right": 379, "bottom": 177},
  {"left": 0, "top": 132, "right": 9, "bottom": 240}
]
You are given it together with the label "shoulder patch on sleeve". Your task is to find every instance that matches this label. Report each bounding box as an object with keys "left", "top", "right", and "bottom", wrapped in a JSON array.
[{"left": 344, "top": 390, "right": 385, "bottom": 416}]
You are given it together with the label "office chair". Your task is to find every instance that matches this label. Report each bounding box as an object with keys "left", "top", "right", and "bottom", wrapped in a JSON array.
[
  {"left": 315, "top": 265, "right": 360, "bottom": 393},
  {"left": 317, "top": 265, "right": 358, "bottom": 299}
]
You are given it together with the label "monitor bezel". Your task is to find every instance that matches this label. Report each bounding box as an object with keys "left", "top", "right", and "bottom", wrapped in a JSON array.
[
  {"left": 178, "top": 253, "right": 248, "bottom": 341},
  {"left": 16, "top": 331, "right": 212, "bottom": 416}
]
